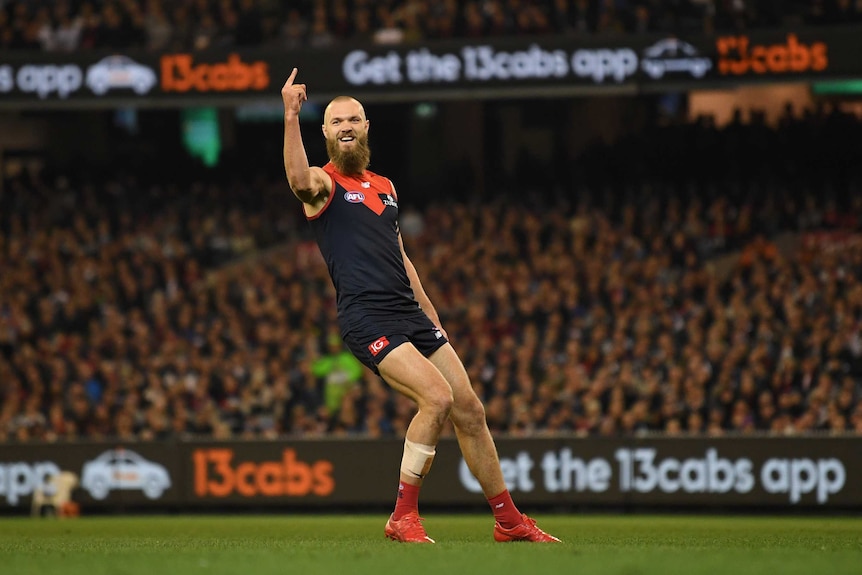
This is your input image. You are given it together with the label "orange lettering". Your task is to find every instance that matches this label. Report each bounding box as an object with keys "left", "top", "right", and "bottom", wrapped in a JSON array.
[
  {"left": 161, "top": 55, "right": 174, "bottom": 91},
  {"left": 211, "top": 63, "right": 229, "bottom": 91},
  {"left": 788, "top": 34, "right": 809, "bottom": 71},
  {"left": 206, "top": 449, "right": 236, "bottom": 497},
  {"left": 771, "top": 48, "right": 790, "bottom": 72},
  {"left": 751, "top": 46, "right": 767, "bottom": 73},
  {"left": 716, "top": 34, "right": 829, "bottom": 76},
  {"left": 161, "top": 53, "right": 270, "bottom": 93},
  {"left": 716, "top": 37, "right": 734, "bottom": 55},
  {"left": 256, "top": 462, "right": 283, "bottom": 496},
  {"left": 193, "top": 448, "right": 335, "bottom": 498},
  {"left": 312, "top": 461, "right": 335, "bottom": 496},
  {"left": 194, "top": 64, "right": 208, "bottom": 91},
  {"left": 226, "top": 55, "right": 250, "bottom": 89},
  {"left": 730, "top": 58, "right": 748, "bottom": 75},
  {"left": 284, "top": 448, "right": 312, "bottom": 496},
  {"left": 811, "top": 43, "right": 828, "bottom": 71},
  {"left": 235, "top": 462, "right": 257, "bottom": 497},
  {"left": 252, "top": 62, "right": 270, "bottom": 89},
  {"left": 194, "top": 449, "right": 208, "bottom": 496},
  {"left": 166, "top": 55, "right": 188, "bottom": 91}
]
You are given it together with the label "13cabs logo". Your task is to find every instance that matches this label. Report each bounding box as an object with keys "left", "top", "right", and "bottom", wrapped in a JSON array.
[
  {"left": 193, "top": 448, "right": 335, "bottom": 498},
  {"left": 161, "top": 53, "right": 270, "bottom": 93},
  {"left": 716, "top": 33, "right": 828, "bottom": 76}
]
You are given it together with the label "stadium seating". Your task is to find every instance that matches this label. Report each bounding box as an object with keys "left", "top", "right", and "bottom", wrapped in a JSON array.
[
  {"left": 1, "top": 106, "right": 860, "bottom": 441},
  {"left": 1, "top": 0, "right": 861, "bottom": 53}
]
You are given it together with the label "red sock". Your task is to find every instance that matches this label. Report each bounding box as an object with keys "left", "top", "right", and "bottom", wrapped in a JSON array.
[
  {"left": 392, "top": 482, "right": 421, "bottom": 520},
  {"left": 488, "top": 489, "right": 523, "bottom": 529}
]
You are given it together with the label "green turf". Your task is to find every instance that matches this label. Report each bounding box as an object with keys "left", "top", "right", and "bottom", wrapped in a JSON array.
[{"left": 1, "top": 514, "right": 860, "bottom": 575}]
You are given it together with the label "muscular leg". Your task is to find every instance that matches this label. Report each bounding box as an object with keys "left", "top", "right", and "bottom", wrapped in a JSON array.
[
  {"left": 428, "top": 343, "right": 507, "bottom": 497},
  {"left": 383, "top": 341, "right": 559, "bottom": 542},
  {"left": 378, "top": 342, "right": 454, "bottom": 542},
  {"left": 377, "top": 342, "right": 453, "bottom": 486}
]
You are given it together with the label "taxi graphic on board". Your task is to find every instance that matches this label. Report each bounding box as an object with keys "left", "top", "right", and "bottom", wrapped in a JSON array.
[
  {"left": 85, "top": 55, "right": 157, "bottom": 95},
  {"left": 81, "top": 448, "right": 171, "bottom": 500},
  {"left": 641, "top": 38, "right": 712, "bottom": 79}
]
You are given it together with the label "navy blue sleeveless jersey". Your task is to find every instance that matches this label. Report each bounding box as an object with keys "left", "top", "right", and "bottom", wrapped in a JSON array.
[{"left": 306, "top": 162, "right": 420, "bottom": 323}]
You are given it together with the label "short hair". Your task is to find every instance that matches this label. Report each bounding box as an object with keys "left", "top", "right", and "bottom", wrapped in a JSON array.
[{"left": 323, "top": 96, "right": 367, "bottom": 124}]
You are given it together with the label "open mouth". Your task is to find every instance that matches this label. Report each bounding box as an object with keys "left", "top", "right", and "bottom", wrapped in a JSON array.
[{"left": 339, "top": 136, "right": 355, "bottom": 142}]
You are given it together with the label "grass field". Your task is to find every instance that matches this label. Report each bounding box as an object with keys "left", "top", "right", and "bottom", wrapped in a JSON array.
[{"left": 1, "top": 514, "right": 860, "bottom": 575}]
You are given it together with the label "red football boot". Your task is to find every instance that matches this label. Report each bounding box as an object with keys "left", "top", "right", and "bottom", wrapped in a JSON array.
[
  {"left": 384, "top": 511, "right": 435, "bottom": 543},
  {"left": 494, "top": 514, "right": 561, "bottom": 542}
]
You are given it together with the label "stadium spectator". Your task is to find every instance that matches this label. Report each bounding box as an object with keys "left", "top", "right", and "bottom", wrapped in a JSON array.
[
  {"left": 2, "top": 1, "right": 862, "bottom": 53},
  {"left": 311, "top": 329, "right": 365, "bottom": 414},
  {"left": 279, "top": 8, "right": 308, "bottom": 50},
  {"left": 1, "top": 103, "right": 862, "bottom": 445}
]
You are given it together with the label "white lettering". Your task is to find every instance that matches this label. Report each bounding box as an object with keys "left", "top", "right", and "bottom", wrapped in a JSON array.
[
  {"left": 734, "top": 458, "right": 755, "bottom": 493},
  {"left": 512, "top": 452, "right": 535, "bottom": 492},
  {"left": 571, "top": 48, "right": 638, "bottom": 83},
  {"left": 542, "top": 449, "right": 611, "bottom": 493},
  {"left": 460, "top": 451, "right": 535, "bottom": 493},
  {"left": 790, "top": 459, "right": 818, "bottom": 504},
  {"left": 16, "top": 64, "right": 82, "bottom": 99},
  {"left": 615, "top": 448, "right": 631, "bottom": 492},
  {"left": 818, "top": 459, "right": 846, "bottom": 503},
  {"left": 632, "top": 448, "right": 658, "bottom": 492},
  {"left": 342, "top": 51, "right": 402, "bottom": 86},
  {"left": 0, "top": 65, "right": 13, "bottom": 93},
  {"left": 761, "top": 458, "right": 847, "bottom": 504},
  {"left": 541, "top": 451, "right": 561, "bottom": 492},
  {"left": 405, "top": 49, "right": 460, "bottom": 83},
  {"left": 615, "top": 448, "right": 755, "bottom": 494},
  {"left": 678, "top": 457, "right": 704, "bottom": 492},
  {"left": 586, "top": 456, "right": 612, "bottom": 492},
  {"left": 707, "top": 448, "right": 734, "bottom": 493},
  {"left": 0, "top": 461, "right": 62, "bottom": 505},
  {"left": 463, "top": 447, "right": 844, "bottom": 504},
  {"left": 657, "top": 457, "right": 681, "bottom": 492},
  {"left": 462, "top": 45, "right": 568, "bottom": 81}
]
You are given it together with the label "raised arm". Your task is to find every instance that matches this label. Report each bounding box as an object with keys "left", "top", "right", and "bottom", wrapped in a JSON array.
[{"left": 281, "top": 68, "right": 330, "bottom": 207}]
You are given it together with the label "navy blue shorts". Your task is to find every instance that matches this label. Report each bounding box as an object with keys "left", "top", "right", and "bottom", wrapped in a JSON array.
[{"left": 341, "top": 312, "right": 448, "bottom": 374}]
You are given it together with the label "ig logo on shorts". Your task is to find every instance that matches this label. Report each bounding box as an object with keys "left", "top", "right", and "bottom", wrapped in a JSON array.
[{"left": 368, "top": 336, "right": 390, "bottom": 356}]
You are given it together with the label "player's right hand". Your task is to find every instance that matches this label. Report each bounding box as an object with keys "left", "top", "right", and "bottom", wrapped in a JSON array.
[{"left": 282, "top": 68, "right": 307, "bottom": 116}]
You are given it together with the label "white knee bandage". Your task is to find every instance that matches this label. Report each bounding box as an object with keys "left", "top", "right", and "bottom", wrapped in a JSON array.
[{"left": 400, "top": 439, "right": 436, "bottom": 479}]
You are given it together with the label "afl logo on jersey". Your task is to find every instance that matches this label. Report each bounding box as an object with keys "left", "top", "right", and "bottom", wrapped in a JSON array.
[{"left": 344, "top": 191, "right": 365, "bottom": 203}]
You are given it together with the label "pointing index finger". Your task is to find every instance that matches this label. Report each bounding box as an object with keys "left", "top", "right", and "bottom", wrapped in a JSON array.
[{"left": 286, "top": 67, "right": 298, "bottom": 86}]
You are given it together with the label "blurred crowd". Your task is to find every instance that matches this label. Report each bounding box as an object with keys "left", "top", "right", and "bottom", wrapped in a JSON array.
[
  {"left": 1, "top": 0, "right": 862, "bottom": 53},
  {"left": 1, "top": 104, "right": 861, "bottom": 443}
]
